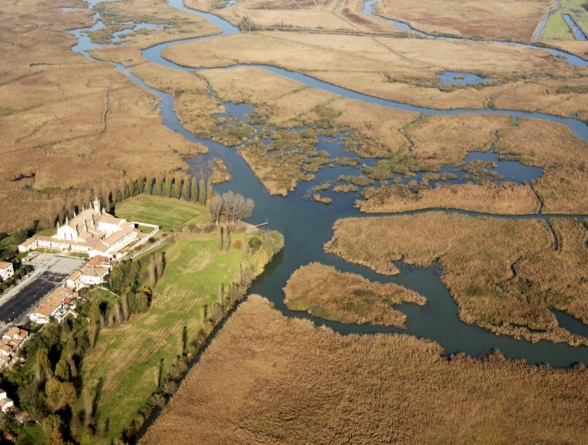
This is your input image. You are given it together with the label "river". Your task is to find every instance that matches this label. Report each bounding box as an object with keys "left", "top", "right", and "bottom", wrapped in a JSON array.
[{"left": 65, "top": 0, "right": 588, "bottom": 367}]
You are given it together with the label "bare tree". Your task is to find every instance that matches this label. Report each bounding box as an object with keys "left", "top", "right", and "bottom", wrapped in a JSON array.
[{"left": 207, "top": 194, "right": 224, "bottom": 225}]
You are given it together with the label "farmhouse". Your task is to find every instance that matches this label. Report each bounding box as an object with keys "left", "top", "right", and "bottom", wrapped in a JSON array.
[
  {"left": 29, "top": 286, "right": 74, "bottom": 324},
  {"left": 18, "top": 198, "right": 138, "bottom": 259},
  {"left": 0, "top": 262, "right": 13, "bottom": 281}
]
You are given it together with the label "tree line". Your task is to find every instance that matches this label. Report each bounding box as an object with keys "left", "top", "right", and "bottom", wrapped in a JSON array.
[
  {"left": 53, "top": 174, "right": 214, "bottom": 226},
  {"left": 1, "top": 252, "right": 166, "bottom": 443}
]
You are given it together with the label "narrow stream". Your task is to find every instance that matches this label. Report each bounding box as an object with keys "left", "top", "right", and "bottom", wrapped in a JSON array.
[
  {"left": 564, "top": 14, "right": 588, "bottom": 41},
  {"left": 66, "top": 0, "right": 588, "bottom": 367}
]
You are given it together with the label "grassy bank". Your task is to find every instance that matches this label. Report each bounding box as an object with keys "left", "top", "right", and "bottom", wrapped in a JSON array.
[
  {"left": 142, "top": 295, "right": 588, "bottom": 445},
  {"left": 72, "top": 198, "right": 283, "bottom": 443},
  {"left": 541, "top": 0, "right": 588, "bottom": 39}
]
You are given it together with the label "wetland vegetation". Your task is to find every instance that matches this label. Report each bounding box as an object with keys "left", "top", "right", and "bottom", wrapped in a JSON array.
[{"left": 2, "top": 0, "right": 588, "bottom": 443}]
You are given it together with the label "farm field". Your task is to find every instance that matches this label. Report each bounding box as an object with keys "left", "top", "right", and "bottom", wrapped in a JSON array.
[
  {"left": 142, "top": 295, "right": 588, "bottom": 445},
  {"left": 540, "top": 0, "right": 588, "bottom": 40},
  {"left": 77, "top": 197, "right": 283, "bottom": 444}
]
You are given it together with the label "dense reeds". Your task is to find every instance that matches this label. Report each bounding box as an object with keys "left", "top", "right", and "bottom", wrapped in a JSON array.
[
  {"left": 326, "top": 213, "right": 588, "bottom": 345},
  {"left": 143, "top": 296, "right": 588, "bottom": 445}
]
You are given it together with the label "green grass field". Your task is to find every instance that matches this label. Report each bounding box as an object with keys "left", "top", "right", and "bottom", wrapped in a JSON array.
[
  {"left": 540, "top": 0, "right": 588, "bottom": 39},
  {"left": 115, "top": 195, "right": 209, "bottom": 231},
  {"left": 76, "top": 194, "right": 283, "bottom": 445},
  {"left": 78, "top": 234, "right": 246, "bottom": 443}
]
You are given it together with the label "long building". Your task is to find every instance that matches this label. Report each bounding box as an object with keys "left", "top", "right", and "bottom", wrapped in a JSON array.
[{"left": 18, "top": 199, "right": 138, "bottom": 259}]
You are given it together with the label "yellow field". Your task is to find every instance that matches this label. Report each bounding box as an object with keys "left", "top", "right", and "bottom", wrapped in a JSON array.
[
  {"left": 142, "top": 295, "right": 588, "bottom": 445},
  {"left": 375, "top": 0, "right": 552, "bottom": 41},
  {"left": 284, "top": 262, "right": 425, "bottom": 326}
]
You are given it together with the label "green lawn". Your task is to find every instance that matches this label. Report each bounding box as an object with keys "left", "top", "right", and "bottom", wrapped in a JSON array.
[
  {"left": 540, "top": 0, "right": 588, "bottom": 39},
  {"left": 77, "top": 228, "right": 282, "bottom": 444},
  {"left": 115, "top": 194, "right": 209, "bottom": 231}
]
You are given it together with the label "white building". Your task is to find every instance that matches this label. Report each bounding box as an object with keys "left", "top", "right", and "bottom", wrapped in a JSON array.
[
  {"left": 0, "top": 261, "right": 14, "bottom": 281},
  {"left": 0, "top": 390, "right": 14, "bottom": 413},
  {"left": 19, "top": 198, "right": 138, "bottom": 259},
  {"left": 67, "top": 255, "right": 112, "bottom": 290}
]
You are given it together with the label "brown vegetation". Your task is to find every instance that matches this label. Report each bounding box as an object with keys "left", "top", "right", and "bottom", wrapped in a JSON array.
[
  {"left": 496, "top": 119, "right": 588, "bottom": 214},
  {"left": 0, "top": 0, "right": 216, "bottom": 233},
  {"left": 284, "top": 262, "right": 425, "bottom": 326},
  {"left": 142, "top": 295, "right": 588, "bottom": 445},
  {"left": 358, "top": 182, "right": 541, "bottom": 214},
  {"left": 375, "top": 0, "right": 552, "bottom": 41},
  {"left": 326, "top": 214, "right": 588, "bottom": 345},
  {"left": 188, "top": 0, "right": 392, "bottom": 32},
  {"left": 164, "top": 29, "right": 586, "bottom": 117}
]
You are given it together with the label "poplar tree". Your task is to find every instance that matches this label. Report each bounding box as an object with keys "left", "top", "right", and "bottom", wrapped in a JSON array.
[
  {"left": 164, "top": 176, "right": 173, "bottom": 198},
  {"left": 206, "top": 180, "right": 214, "bottom": 204},
  {"left": 198, "top": 179, "right": 206, "bottom": 204},
  {"left": 182, "top": 177, "right": 190, "bottom": 200},
  {"left": 191, "top": 177, "right": 198, "bottom": 203},
  {"left": 173, "top": 175, "right": 182, "bottom": 199}
]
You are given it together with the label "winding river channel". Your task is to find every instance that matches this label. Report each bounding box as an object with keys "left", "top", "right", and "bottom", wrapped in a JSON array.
[{"left": 66, "top": 0, "right": 588, "bottom": 367}]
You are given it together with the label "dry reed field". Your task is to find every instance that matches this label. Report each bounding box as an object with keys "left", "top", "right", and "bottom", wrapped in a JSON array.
[
  {"left": 494, "top": 119, "right": 588, "bottom": 214},
  {"left": 284, "top": 262, "right": 425, "bottom": 326},
  {"left": 326, "top": 214, "right": 588, "bottom": 345},
  {"left": 163, "top": 29, "right": 586, "bottom": 115},
  {"left": 188, "top": 0, "right": 392, "bottom": 32},
  {"left": 0, "top": 0, "right": 214, "bottom": 233},
  {"left": 142, "top": 295, "right": 588, "bottom": 445},
  {"left": 358, "top": 182, "right": 541, "bottom": 214},
  {"left": 375, "top": 0, "right": 552, "bottom": 41}
]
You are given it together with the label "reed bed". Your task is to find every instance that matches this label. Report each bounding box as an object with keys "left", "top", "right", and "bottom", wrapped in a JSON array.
[
  {"left": 326, "top": 213, "right": 588, "bottom": 345},
  {"left": 142, "top": 295, "right": 588, "bottom": 445}
]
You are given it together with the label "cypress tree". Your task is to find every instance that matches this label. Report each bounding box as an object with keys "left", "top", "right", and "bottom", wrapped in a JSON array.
[
  {"left": 182, "top": 177, "right": 190, "bottom": 200},
  {"left": 173, "top": 175, "right": 182, "bottom": 199}
]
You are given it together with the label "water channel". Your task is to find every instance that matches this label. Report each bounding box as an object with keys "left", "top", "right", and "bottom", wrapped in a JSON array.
[
  {"left": 66, "top": 0, "right": 588, "bottom": 367},
  {"left": 363, "top": 0, "right": 588, "bottom": 68}
]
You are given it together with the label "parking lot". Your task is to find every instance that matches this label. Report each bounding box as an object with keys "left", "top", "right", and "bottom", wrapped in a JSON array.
[{"left": 0, "top": 254, "right": 86, "bottom": 326}]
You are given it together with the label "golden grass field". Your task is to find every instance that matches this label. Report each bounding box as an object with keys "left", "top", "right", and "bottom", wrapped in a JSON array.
[
  {"left": 164, "top": 29, "right": 588, "bottom": 118},
  {"left": 358, "top": 182, "right": 541, "bottom": 214},
  {"left": 326, "top": 214, "right": 588, "bottom": 345},
  {"left": 375, "top": 0, "right": 553, "bottom": 41},
  {"left": 188, "top": 0, "right": 394, "bottom": 32},
  {"left": 3, "top": 0, "right": 587, "bottom": 232},
  {"left": 284, "top": 262, "right": 425, "bottom": 326},
  {"left": 0, "top": 0, "right": 216, "bottom": 233},
  {"left": 142, "top": 295, "right": 588, "bottom": 445}
]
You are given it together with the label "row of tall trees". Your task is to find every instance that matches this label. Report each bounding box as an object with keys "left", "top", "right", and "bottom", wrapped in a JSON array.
[
  {"left": 2, "top": 251, "right": 168, "bottom": 443},
  {"left": 53, "top": 174, "right": 214, "bottom": 226}
]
